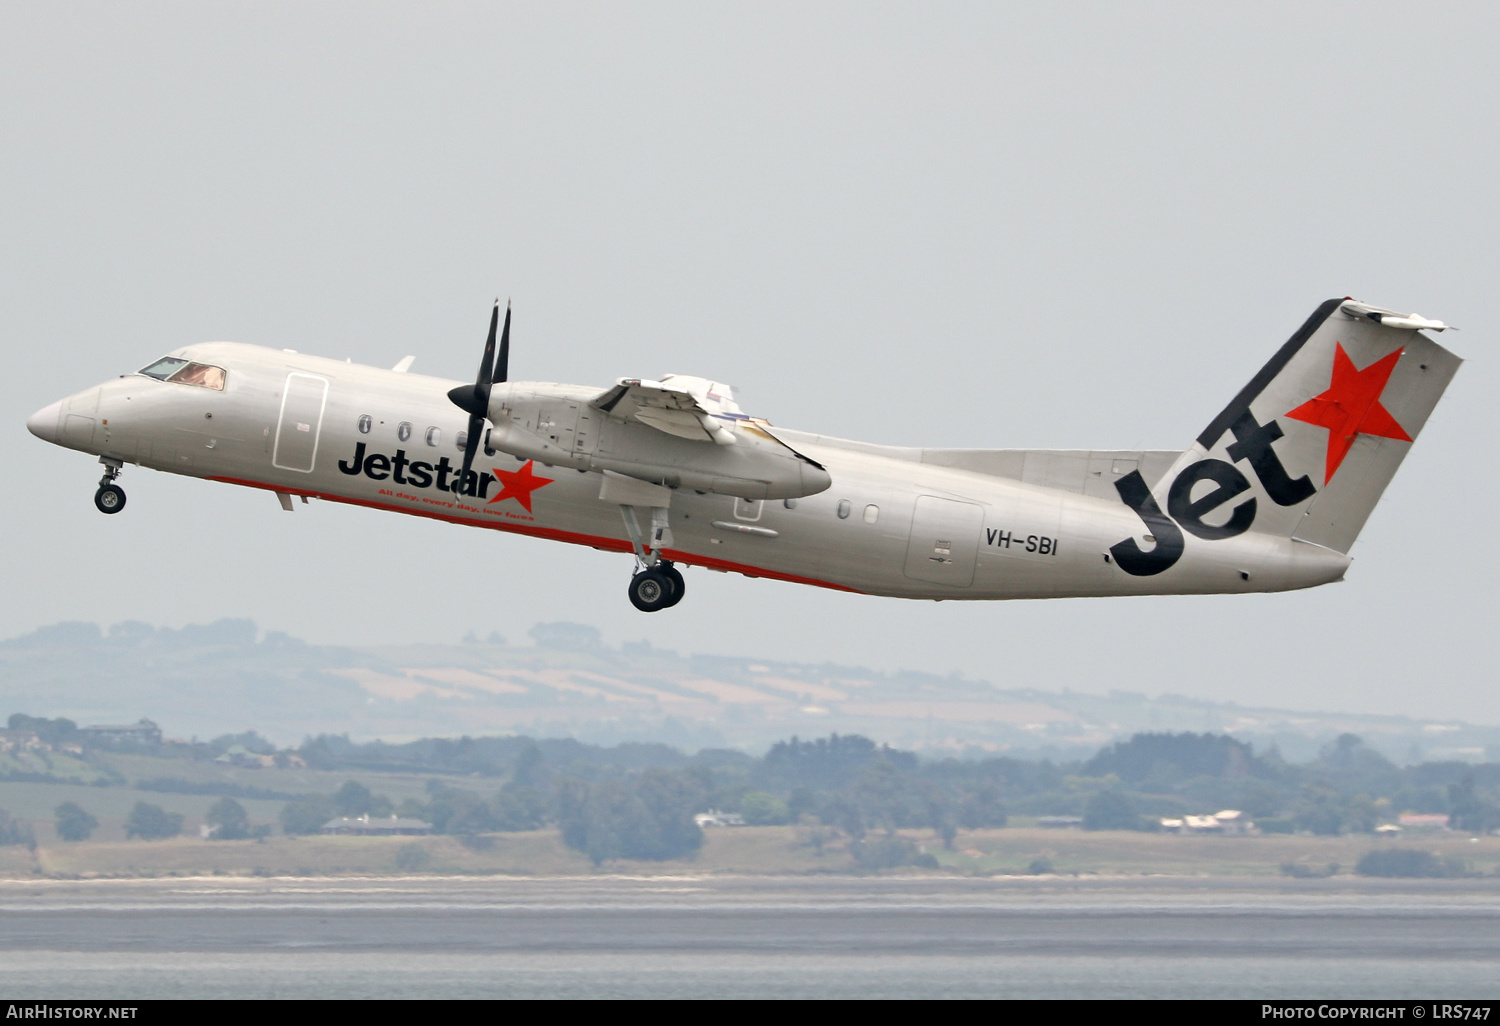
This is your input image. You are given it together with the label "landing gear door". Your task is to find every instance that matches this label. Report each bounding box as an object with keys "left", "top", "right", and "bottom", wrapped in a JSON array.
[
  {"left": 903, "top": 495, "right": 984, "bottom": 587},
  {"left": 272, "top": 373, "right": 329, "bottom": 473}
]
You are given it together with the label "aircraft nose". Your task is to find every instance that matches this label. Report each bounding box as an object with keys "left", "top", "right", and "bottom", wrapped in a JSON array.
[{"left": 26, "top": 400, "right": 62, "bottom": 443}]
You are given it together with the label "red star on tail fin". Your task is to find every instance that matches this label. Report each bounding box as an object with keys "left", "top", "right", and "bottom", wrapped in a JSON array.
[{"left": 1285, "top": 343, "right": 1411, "bottom": 484}]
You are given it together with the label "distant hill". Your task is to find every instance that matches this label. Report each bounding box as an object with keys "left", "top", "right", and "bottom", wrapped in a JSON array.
[{"left": 2, "top": 619, "right": 1495, "bottom": 764}]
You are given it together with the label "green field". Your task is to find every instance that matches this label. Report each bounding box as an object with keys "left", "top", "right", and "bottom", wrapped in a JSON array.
[
  {"left": 930, "top": 828, "right": 1500, "bottom": 877},
  {"left": 95, "top": 753, "right": 460, "bottom": 805},
  {"left": 0, "top": 756, "right": 493, "bottom": 843},
  {"left": 5, "top": 826, "right": 1498, "bottom": 880},
  {"left": 0, "top": 781, "right": 286, "bottom": 842},
  {"left": 0, "top": 750, "right": 114, "bottom": 784}
]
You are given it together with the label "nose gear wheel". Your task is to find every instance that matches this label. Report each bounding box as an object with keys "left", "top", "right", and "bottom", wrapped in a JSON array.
[
  {"left": 94, "top": 484, "right": 125, "bottom": 514},
  {"left": 93, "top": 458, "right": 126, "bottom": 514}
]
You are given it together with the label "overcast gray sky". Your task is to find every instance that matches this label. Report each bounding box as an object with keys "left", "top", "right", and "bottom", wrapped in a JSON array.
[{"left": 3, "top": 2, "right": 1496, "bottom": 723}]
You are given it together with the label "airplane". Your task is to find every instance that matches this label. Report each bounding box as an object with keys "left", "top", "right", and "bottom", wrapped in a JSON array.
[{"left": 27, "top": 297, "right": 1459, "bottom": 612}]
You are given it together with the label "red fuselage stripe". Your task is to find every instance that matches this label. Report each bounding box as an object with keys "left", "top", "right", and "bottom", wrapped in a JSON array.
[{"left": 206, "top": 475, "right": 861, "bottom": 593}]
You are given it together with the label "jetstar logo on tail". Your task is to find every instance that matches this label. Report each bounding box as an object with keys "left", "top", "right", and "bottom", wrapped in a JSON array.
[
  {"left": 1109, "top": 405, "right": 1315, "bottom": 577},
  {"left": 1285, "top": 343, "right": 1411, "bottom": 484},
  {"left": 1109, "top": 343, "right": 1408, "bottom": 577}
]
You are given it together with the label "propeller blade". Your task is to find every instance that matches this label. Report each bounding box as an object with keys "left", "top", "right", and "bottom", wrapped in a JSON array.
[
  {"left": 447, "top": 300, "right": 501, "bottom": 418},
  {"left": 495, "top": 301, "right": 511, "bottom": 384},
  {"left": 477, "top": 301, "right": 499, "bottom": 388},
  {"left": 458, "top": 414, "right": 482, "bottom": 491},
  {"left": 449, "top": 300, "right": 508, "bottom": 490}
]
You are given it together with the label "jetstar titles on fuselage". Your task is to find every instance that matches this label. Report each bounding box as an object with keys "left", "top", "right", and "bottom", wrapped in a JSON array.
[{"left": 337, "top": 441, "right": 555, "bottom": 514}]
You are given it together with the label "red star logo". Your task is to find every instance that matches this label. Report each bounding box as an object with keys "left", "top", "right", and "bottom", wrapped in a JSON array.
[
  {"left": 487, "top": 460, "right": 555, "bottom": 512},
  {"left": 1285, "top": 343, "right": 1412, "bottom": 484}
]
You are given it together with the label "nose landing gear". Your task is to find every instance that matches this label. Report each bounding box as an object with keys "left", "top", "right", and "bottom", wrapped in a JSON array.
[
  {"left": 628, "top": 560, "right": 685, "bottom": 612},
  {"left": 94, "top": 458, "right": 126, "bottom": 515}
]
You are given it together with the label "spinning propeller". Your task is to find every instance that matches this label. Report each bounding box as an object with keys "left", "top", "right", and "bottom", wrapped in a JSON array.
[{"left": 447, "top": 300, "right": 511, "bottom": 487}]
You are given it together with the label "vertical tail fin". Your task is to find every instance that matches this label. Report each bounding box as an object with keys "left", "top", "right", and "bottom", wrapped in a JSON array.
[{"left": 1184, "top": 298, "right": 1460, "bottom": 553}]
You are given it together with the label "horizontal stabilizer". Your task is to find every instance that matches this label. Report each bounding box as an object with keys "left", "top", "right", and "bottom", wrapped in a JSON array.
[
  {"left": 772, "top": 429, "right": 1179, "bottom": 499},
  {"left": 917, "top": 448, "right": 1181, "bottom": 498}
]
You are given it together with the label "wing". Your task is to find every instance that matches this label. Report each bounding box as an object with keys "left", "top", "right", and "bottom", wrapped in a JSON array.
[{"left": 590, "top": 375, "right": 739, "bottom": 445}]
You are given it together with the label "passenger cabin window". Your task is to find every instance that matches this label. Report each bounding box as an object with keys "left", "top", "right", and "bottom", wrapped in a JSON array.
[
  {"left": 138, "top": 357, "right": 226, "bottom": 390},
  {"left": 357, "top": 415, "right": 372, "bottom": 434},
  {"left": 398, "top": 422, "right": 412, "bottom": 442},
  {"left": 425, "top": 427, "right": 441, "bottom": 446},
  {"left": 783, "top": 498, "right": 798, "bottom": 510},
  {"left": 864, "top": 504, "right": 879, "bottom": 524},
  {"left": 837, "top": 499, "right": 851, "bottom": 519},
  {"left": 455, "top": 430, "right": 468, "bottom": 451}
]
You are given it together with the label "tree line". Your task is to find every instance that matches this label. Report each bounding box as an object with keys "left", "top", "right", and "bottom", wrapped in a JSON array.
[
  {"left": 276, "top": 731, "right": 1500, "bottom": 862},
  {"left": 7, "top": 725, "right": 1500, "bottom": 865}
]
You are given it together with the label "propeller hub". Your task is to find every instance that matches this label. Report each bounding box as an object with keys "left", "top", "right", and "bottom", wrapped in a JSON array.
[{"left": 448, "top": 383, "right": 489, "bottom": 419}]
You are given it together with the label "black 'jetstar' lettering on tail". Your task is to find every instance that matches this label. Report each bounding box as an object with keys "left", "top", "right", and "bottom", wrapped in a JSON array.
[
  {"left": 1225, "top": 412, "right": 1315, "bottom": 507},
  {"left": 1109, "top": 470, "right": 1184, "bottom": 576}
]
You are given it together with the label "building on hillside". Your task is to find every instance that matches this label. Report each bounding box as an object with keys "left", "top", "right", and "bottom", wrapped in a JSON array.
[
  {"left": 320, "top": 814, "right": 433, "bottom": 836},
  {"left": 0, "top": 732, "right": 82, "bottom": 756},
  {"left": 215, "top": 745, "right": 275, "bottom": 769},
  {"left": 1213, "top": 810, "right": 1253, "bottom": 835},
  {"left": 1159, "top": 810, "right": 1255, "bottom": 835},
  {"left": 0, "top": 731, "right": 46, "bottom": 754},
  {"left": 694, "top": 810, "right": 745, "bottom": 827},
  {"left": 1037, "top": 816, "right": 1084, "bottom": 829},
  {"left": 79, "top": 720, "right": 161, "bottom": 747},
  {"left": 1397, "top": 813, "right": 1450, "bottom": 831}
]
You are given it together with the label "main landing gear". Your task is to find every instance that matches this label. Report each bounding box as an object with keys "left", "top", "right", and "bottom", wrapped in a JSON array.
[
  {"left": 617, "top": 501, "right": 684, "bottom": 612},
  {"left": 94, "top": 458, "right": 126, "bottom": 515},
  {"left": 629, "top": 561, "right": 685, "bottom": 613}
]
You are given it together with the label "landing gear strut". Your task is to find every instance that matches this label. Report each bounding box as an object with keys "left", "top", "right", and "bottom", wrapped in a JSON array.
[
  {"left": 618, "top": 501, "right": 685, "bottom": 611},
  {"left": 629, "top": 561, "right": 685, "bottom": 613},
  {"left": 94, "top": 458, "right": 126, "bottom": 515}
]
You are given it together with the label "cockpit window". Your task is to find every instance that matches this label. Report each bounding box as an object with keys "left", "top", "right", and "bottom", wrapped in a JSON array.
[
  {"left": 138, "top": 358, "right": 226, "bottom": 390},
  {"left": 139, "top": 357, "right": 187, "bottom": 380},
  {"left": 172, "top": 363, "right": 226, "bottom": 389}
]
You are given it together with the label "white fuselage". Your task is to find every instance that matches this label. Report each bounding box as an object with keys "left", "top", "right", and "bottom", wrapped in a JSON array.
[{"left": 28, "top": 342, "right": 1351, "bottom": 600}]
